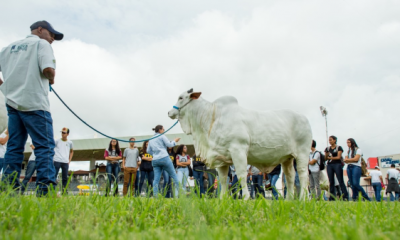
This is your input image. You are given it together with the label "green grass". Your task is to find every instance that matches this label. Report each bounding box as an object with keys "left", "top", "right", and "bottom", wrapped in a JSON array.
[{"left": 0, "top": 192, "right": 399, "bottom": 240}]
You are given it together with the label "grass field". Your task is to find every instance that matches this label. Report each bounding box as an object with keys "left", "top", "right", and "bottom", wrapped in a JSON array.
[{"left": 0, "top": 192, "right": 399, "bottom": 240}]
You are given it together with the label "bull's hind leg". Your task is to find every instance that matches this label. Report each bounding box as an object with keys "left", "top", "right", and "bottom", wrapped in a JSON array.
[
  {"left": 296, "top": 153, "right": 309, "bottom": 200},
  {"left": 282, "top": 158, "right": 295, "bottom": 200},
  {"left": 216, "top": 165, "right": 229, "bottom": 199}
]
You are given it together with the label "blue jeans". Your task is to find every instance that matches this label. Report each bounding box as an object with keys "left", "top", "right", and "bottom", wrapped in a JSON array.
[
  {"left": 347, "top": 165, "right": 370, "bottom": 201},
  {"left": 327, "top": 163, "right": 349, "bottom": 200},
  {"left": 247, "top": 176, "right": 255, "bottom": 198},
  {"left": 54, "top": 161, "right": 69, "bottom": 191},
  {"left": 21, "top": 161, "right": 36, "bottom": 193},
  {"left": 252, "top": 175, "right": 265, "bottom": 198},
  {"left": 135, "top": 171, "right": 140, "bottom": 196},
  {"left": 177, "top": 167, "right": 189, "bottom": 193},
  {"left": 269, "top": 174, "right": 280, "bottom": 200},
  {"left": 231, "top": 175, "right": 243, "bottom": 199},
  {"left": 372, "top": 182, "right": 382, "bottom": 202},
  {"left": 139, "top": 170, "right": 154, "bottom": 196},
  {"left": 106, "top": 163, "right": 120, "bottom": 196},
  {"left": 389, "top": 192, "right": 399, "bottom": 201},
  {"left": 152, "top": 156, "right": 179, "bottom": 197},
  {"left": 161, "top": 170, "right": 172, "bottom": 198},
  {"left": 193, "top": 170, "right": 205, "bottom": 196},
  {"left": 3, "top": 105, "right": 56, "bottom": 196},
  {"left": 0, "top": 157, "right": 4, "bottom": 174}
]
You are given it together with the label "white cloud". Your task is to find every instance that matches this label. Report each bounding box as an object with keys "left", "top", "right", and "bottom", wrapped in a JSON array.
[{"left": 1, "top": 0, "right": 400, "bottom": 169}]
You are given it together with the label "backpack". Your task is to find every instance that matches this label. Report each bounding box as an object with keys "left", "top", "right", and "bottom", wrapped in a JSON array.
[{"left": 314, "top": 151, "right": 325, "bottom": 171}]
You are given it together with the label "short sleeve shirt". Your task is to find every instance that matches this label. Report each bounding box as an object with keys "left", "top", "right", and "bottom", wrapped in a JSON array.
[
  {"left": 123, "top": 147, "right": 140, "bottom": 168},
  {"left": 0, "top": 35, "right": 56, "bottom": 112},
  {"left": 348, "top": 148, "right": 362, "bottom": 167},
  {"left": 54, "top": 139, "right": 73, "bottom": 163},
  {"left": 309, "top": 151, "right": 320, "bottom": 172},
  {"left": 370, "top": 170, "right": 382, "bottom": 183},
  {"left": 29, "top": 151, "right": 36, "bottom": 161},
  {"left": 176, "top": 154, "right": 190, "bottom": 164},
  {"left": 325, "top": 146, "right": 344, "bottom": 165},
  {"left": 387, "top": 169, "right": 399, "bottom": 180}
]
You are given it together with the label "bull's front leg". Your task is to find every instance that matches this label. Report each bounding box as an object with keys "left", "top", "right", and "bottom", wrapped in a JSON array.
[
  {"left": 216, "top": 165, "right": 229, "bottom": 199},
  {"left": 231, "top": 151, "right": 250, "bottom": 200}
]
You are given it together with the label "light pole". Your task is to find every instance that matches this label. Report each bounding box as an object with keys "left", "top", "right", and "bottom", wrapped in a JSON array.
[{"left": 320, "top": 106, "right": 328, "bottom": 149}]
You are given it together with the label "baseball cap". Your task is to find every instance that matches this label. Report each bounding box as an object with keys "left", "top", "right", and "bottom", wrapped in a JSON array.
[
  {"left": 30, "top": 20, "right": 64, "bottom": 40},
  {"left": 375, "top": 166, "right": 380, "bottom": 169},
  {"left": 61, "top": 127, "right": 70, "bottom": 134}
]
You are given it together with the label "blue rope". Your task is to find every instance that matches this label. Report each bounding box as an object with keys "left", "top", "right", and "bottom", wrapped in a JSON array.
[{"left": 49, "top": 85, "right": 179, "bottom": 143}]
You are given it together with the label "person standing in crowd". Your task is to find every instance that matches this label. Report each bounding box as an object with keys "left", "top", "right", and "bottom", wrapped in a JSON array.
[
  {"left": 147, "top": 125, "right": 180, "bottom": 197},
  {"left": 175, "top": 144, "right": 191, "bottom": 194},
  {"left": 365, "top": 166, "right": 384, "bottom": 202},
  {"left": 192, "top": 154, "right": 206, "bottom": 197},
  {"left": 206, "top": 166, "right": 219, "bottom": 198},
  {"left": 248, "top": 165, "right": 265, "bottom": 198},
  {"left": 344, "top": 138, "right": 371, "bottom": 201},
  {"left": 268, "top": 164, "right": 281, "bottom": 200},
  {"left": 139, "top": 140, "right": 154, "bottom": 196},
  {"left": 0, "top": 129, "right": 8, "bottom": 174},
  {"left": 247, "top": 167, "right": 255, "bottom": 199},
  {"left": 135, "top": 162, "right": 141, "bottom": 196},
  {"left": 21, "top": 144, "right": 37, "bottom": 194},
  {"left": 333, "top": 175, "right": 342, "bottom": 198},
  {"left": 104, "top": 139, "right": 122, "bottom": 196},
  {"left": 0, "top": 21, "right": 63, "bottom": 196},
  {"left": 122, "top": 137, "right": 141, "bottom": 197},
  {"left": 325, "top": 136, "right": 349, "bottom": 201},
  {"left": 53, "top": 127, "right": 74, "bottom": 194},
  {"left": 230, "top": 165, "right": 243, "bottom": 199},
  {"left": 309, "top": 140, "right": 321, "bottom": 199},
  {"left": 386, "top": 164, "right": 399, "bottom": 201}
]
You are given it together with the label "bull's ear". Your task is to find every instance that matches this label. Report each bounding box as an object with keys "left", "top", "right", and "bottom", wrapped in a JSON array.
[
  {"left": 187, "top": 88, "right": 193, "bottom": 94},
  {"left": 190, "top": 92, "right": 202, "bottom": 99}
]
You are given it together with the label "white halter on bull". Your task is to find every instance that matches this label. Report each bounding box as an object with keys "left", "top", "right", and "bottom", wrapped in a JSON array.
[{"left": 168, "top": 88, "right": 313, "bottom": 200}]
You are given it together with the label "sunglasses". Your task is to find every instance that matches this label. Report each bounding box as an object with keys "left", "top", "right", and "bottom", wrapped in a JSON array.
[{"left": 62, "top": 132, "right": 68, "bottom": 134}]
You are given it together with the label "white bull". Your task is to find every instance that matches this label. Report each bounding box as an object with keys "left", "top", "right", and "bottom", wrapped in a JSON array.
[
  {"left": 0, "top": 91, "right": 7, "bottom": 133},
  {"left": 168, "top": 89, "right": 313, "bottom": 200}
]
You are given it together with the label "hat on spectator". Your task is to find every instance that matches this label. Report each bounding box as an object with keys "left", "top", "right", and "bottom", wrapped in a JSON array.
[
  {"left": 30, "top": 20, "right": 64, "bottom": 40},
  {"left": 61, "top": 127, "right": 70, "bottom": 134}
]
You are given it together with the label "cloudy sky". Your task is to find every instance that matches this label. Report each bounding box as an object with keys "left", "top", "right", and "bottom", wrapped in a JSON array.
[{"left": 1, "top": 0, "right": 399, "bottom": 170}]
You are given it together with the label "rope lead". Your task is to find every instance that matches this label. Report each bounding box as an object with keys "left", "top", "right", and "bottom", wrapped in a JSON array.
[{"left": 49, "top": 85, "right": 179, "bottom": 143}]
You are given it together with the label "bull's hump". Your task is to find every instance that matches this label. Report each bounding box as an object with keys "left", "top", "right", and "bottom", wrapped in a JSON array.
[{"left": 213, "top": 96, "right": 238, "bottom": 106}]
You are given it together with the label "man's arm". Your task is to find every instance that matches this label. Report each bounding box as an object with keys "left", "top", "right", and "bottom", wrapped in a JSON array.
[
  {"left": 0, "top": 132, "right": 9, "bottom": 145},
  {"left": 122, "top": 157, "right": 126, "bottom": 168},
  {"left": 43, "top": 68, "right": 55, "bottom": 85},
  {"left": 69, "top": 149, "right": 74, "bottom": 164}
]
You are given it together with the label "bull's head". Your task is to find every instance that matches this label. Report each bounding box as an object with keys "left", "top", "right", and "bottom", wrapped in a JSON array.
[{"left": 168, "top": 88, "right": 202, "bottom": 119}]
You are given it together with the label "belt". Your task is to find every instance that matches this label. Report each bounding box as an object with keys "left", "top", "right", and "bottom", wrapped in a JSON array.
[{"left": 177, "top": 166, "right": 187, "bottom": 169}]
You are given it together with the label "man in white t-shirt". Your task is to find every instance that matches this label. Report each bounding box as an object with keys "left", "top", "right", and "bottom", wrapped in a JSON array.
[
  {"left": 366, "top": 166, "right": 383, "bottom": 202},
  {"left": 0, "top": 21, "right": 63, "bottom": 196},
  {"left": 309, "top": 140, "right": 321, "bottom": 199},
  {"left": 53, "top": 127, "right": 74, "bottom": 193},
  {"left": 386, "top": 164, "right": 400, "bottom": 201},
  {"left": 21, "top": 144, "right": 37, "bottom": 194},
  {"left": 0, "top": 129, "right": 9, "bottom": 174}
]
